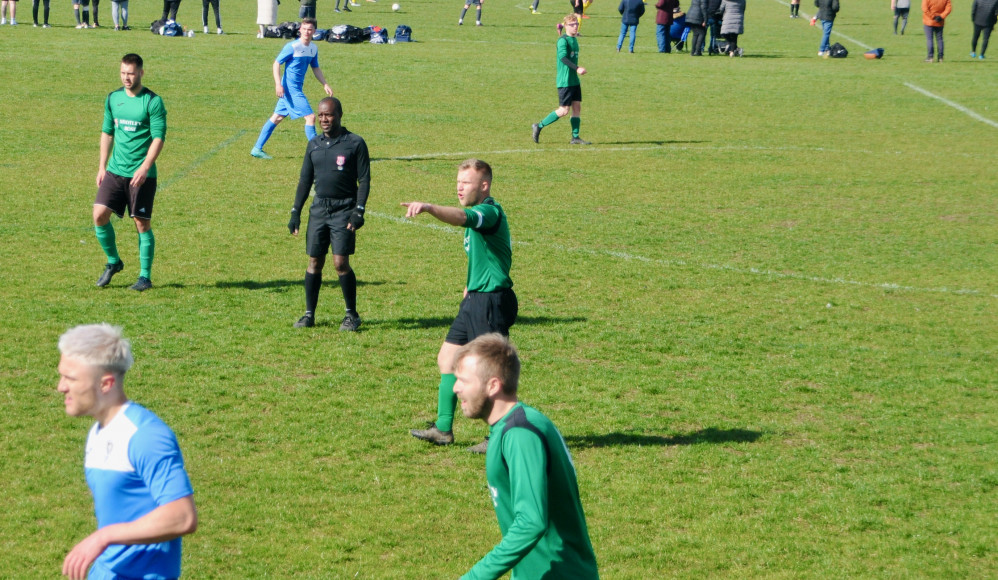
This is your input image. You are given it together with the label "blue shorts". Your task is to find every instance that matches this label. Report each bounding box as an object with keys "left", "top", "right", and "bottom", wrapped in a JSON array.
[{"left": 274, "top": 89, "right": 313, "bottom": 120}]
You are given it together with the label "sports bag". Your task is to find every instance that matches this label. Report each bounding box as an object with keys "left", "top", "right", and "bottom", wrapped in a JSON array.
[
  {"left": 367, "top": 26, "right": 389, "bottom": 43},
  {"left": 328, "top": 24, "right": 368, "bottom": 43},
  {"left": 263, "top": 25, "right": 284, "bottom": 38},
  {"left": 829, "top": 42, "right": 848, "bottom": 58},
  {"left": 394, "top": 24, "right": 413, "bottom": 42}
]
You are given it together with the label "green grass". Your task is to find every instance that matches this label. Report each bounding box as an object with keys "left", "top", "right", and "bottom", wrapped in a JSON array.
[{"left": 1, "top": 0, "right": 996, "bottom": 577}]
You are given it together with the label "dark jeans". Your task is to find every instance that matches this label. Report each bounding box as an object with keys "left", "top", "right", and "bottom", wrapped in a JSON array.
[
  {"left": 32, "top": 0, "right": 50, "bottom": 24},
  {"left": 202, "top": 0, "right": 219, "bottom": 27},
  {"left": 689, "top": 24, "right": 706, "bottom": 54},
  {"left": 161, "top": 0, "right": 180, "bottom": 20},
  {"left": 924, "top": 24, "right": 944, "bottom": 59},
  {"left": 972, "top": 24, "right": 992, "bottom": 56},
  {"left": 707, "top": 17, "right": 721, "bottom": 52},
  {"left": 656, "top": 23, "right": 671, "bottom": 52}
]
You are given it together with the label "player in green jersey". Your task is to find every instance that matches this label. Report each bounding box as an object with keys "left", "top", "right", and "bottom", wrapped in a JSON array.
[
  {"left": 93, "top": 53, "right": 167, "bottom": 292},
  {"left": 453, "top": 334, "right": 600, "bottom": 580},
  {"left": 401, "top": 159, "right": 517, "bottom": 453},
  {"left": 533, "top": 13, "right": 591, "bottom": 145}
]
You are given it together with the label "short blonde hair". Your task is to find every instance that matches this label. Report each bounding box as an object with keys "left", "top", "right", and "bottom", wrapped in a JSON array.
[
  {"left": 453, "top": 333, "right": 520, "bottom": 395},
  {"left": 58, "top": 323, "right": 134, "bottom": 376},
  {"left": 562, "top": 13, "right": 580, "bottom": 27}
]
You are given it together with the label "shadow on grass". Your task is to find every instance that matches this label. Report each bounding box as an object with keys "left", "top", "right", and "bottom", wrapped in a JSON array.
[
  {"left": 213, "top": 279, "right": 386, "bottom": 290},
  {"left": 366, "top": 314, "right": 587, "bottom": 330},
  {"left": 597, "top": 139, "right": 708, "bottom": 146},
  {"left": 564, "top": 427, "right": 762, "bottom": 449}
]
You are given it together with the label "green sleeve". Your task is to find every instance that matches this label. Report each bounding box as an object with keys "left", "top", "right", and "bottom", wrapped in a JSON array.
[
  {"left": 462, "top": 429, "right": 548, "bottom": 580},
  {"left": 102, "top": 95, "right": 114, "bottom": 135},
  {"left": 463, "top": 203, "right": 501, "bottom": 231},
  {"left": 149, "top": 95, "right": 167, "bottom": 141}
]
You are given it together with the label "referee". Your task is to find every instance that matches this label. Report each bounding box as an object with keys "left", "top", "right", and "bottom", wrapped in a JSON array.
[
  {"left": 402, "top": 159, "right": 517, "bottom": 452},
  {"left": 289, "top": 97, "right": 370, "bottom": 331}
]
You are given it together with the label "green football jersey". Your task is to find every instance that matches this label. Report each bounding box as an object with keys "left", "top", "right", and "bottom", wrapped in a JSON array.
[
  {"left": 463, "top": 198, "right": 513, "bottom": 293},
  {"left": 462, "top": 403, "right": 599, "bottom": 580},
  {"left": 102, "top": 87, "right": 167, "bottom": 178},
  {"left": 556, "top": 35, "right": 580, "bottom": 89}
]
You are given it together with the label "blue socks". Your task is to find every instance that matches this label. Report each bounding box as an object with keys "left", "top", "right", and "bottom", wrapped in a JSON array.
[{"left": 254, "top": 120, "right": 277, "bottom": 151}]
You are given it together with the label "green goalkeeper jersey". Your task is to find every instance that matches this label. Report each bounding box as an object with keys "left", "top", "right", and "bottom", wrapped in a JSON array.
[
  {"left": 462, "top": 197, "right": 513, "bottom": 294},
  {"left": 462, "top": 403, "right": 600, "bottom": 580},
  {"left": 102, "top": 87, "right": 167, "bottom": 178},
  {"left": 556, "top": 35, "right": 581, "bottom": 89}
]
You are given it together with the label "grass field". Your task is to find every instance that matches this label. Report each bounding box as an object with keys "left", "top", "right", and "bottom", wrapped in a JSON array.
[{"left": 1, "top": 0, "right": 996, "bottom": 577}]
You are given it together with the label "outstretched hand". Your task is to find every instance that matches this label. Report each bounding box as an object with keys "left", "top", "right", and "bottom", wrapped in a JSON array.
[{"left": 401, "top": 202, "right": 430, "bottom": 218}]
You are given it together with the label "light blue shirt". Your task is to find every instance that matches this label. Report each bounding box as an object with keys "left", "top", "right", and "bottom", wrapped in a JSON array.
[
  {"left": 85, "top": 402, "right": 194, "bottom": 579},
  {"left": 276, "top": 39, "right": 320, "bottom": 94}
]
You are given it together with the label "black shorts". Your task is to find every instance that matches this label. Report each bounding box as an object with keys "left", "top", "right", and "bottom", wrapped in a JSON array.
[
  {"left": 558, "top": 85, "right": 582, "bottom": 107},
  {"left": 445, "top": 288, "right": 518, "bottom": 345},
  {"left": 306, "top": 197, "right": 356, "bottom": 257},
  {"left": 95, "top": 171, "right": 157, "bottom": 220}
]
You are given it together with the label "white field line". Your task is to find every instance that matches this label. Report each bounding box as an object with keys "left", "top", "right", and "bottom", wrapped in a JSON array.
[
  {"left": 371, "top": 210, "right": 997, "bottom": 299},
  {"left": 159, "top": 129, "right": 247, "bottom": 191},
  {"left": 771, "top": 0, "right": 998, "bottom": 128},
  {"left": 903, "top": 83, "right": 998, "bottom": 129}
]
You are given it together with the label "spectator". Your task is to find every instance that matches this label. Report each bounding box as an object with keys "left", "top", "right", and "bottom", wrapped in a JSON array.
[
  {"left": 617, "top": 0, "right": 646, "bottom": 53},
  {"left": 970, "top": 0, "right": 998, "bottom": 58},
  {"left": 922, "top": 0, "right": 952, "bottom": 62},
  {"left": 656, "top": 0, "right": 679, "bottom": 53}
]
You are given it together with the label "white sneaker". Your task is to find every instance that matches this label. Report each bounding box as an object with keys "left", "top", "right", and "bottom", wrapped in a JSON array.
[
  {"left": 217, "top": 27, "right": 223, "bottom": 34},
  {"left": 76, "top": 23, "right": 86, "bottom": 28},
  {"left": 458, "top": 18, "right": 463, "bottom": 25},
  {"left": 476, "top": 20, "right": 482, "bottom": 26},
  {"left": 203, "top": 25, "right": 208, "bottom": 33},
  {"left": 1, "top": 18, "right": 6, "bottom": 25}
]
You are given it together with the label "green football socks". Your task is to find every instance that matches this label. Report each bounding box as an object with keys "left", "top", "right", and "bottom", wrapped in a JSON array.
[
  {"left": 538, "top": 111, "right": 560, "bottom": 128},
  {"left": 95, "top": 223, "right": 121, "bottom": 264},
  {"left": 571, "top": 116, "right": 581, "bottom": 138},
  {"left": 435, "top": 373, "right": 458, "bottom": 432},
  {"left": 138, "top": 230, "right": 155, "bottom": 279}
]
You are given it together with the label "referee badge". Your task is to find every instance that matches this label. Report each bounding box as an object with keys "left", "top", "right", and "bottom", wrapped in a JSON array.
[{"left": 336, "top": 155, "right": 346, "bottom": 171}]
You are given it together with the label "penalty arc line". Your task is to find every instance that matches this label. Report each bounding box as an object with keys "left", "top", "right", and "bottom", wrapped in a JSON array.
[{"left": 372, "top": 210, "right": 997, "bottom": 299}]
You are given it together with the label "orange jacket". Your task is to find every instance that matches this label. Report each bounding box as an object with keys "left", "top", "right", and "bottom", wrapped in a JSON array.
[{"left": 922, "top": 0, "right": 952, "bottom": 26}]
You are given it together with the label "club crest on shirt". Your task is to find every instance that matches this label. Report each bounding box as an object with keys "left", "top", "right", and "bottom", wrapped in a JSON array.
[{"left": 336, "top": 155, "right": 345, "bottom": 170}]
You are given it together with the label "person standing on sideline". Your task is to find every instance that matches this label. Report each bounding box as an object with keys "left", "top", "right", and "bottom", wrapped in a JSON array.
[
  {"left": 532, "top": 14, "right": 591, "bottom": 145},
  {"left": 57, "top": 323, "right": 197, "bottom": 580},
  {"left": 161, "top": 0, "right": 180, "bottom": 21},
  {"left": 458, "top": 0, "right": 484, "bottom": 26},
  {"left": 257, "top": 0, "right": 277, "bottom": 37},
  {"left": 452, "top": 334, "right": 599, "bottom": 580},
  {"left": 922, "top": 0, "right": 952, "bottom": 61},
  {"left": 970, "top": 0, "right": 998, "bottom": 58},
  {"left": 403, "top": 159, "right": 518, "bottom": 453},
  {"left": 201, "top": 0, "right": 221, "bottom": 33},
  {"left": 814, "top": 0, "right": 839, "bottom": 56},
  {"left": 790, "top": 0, "right": 800, "bottom": 17},
  {"left": 655, "top": 0, "right": 679, "bottom": 53},
  {"left": 719, "top": 0, "right": 745, "bottom": 56},
  {"left": 686, "top": 0, "right": 708, "bottom": 55},
  {"left": 616, "top": 0, "right": 645, "bottom": 52},
  {"left": 110, "top": 0, "right": 128, "bottom": 29},
  {"left": 251, "top": 18, "right": 334, "bottom": 159},
  {"left": 0, "top": 0, "right": 16, "bottom": 25},
  {"left": 32, "top": 0, "right": 50, "bottom": 26},
  {"left": 705, "top": 0, "right": 723, "bottom": 53},
  {"left": 299, "top": 0, "right": 315, "bottom": 19},
  {"left": 93, "top": 53, "right": 166, "bottom": 292},
  {"left": 892, "top": 0, "right": 911, "bottom": 34},
  {"left": 288, "top": 97, "right": 370, "bottom": 331}
]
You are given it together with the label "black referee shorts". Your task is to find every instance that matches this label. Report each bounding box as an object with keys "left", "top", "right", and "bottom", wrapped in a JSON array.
[
  {"left": 306, "top": 197, "right": 356, "bottom": 257},
  {"left": 445, "top": 288, "right": 518, "bottom": 345}
]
